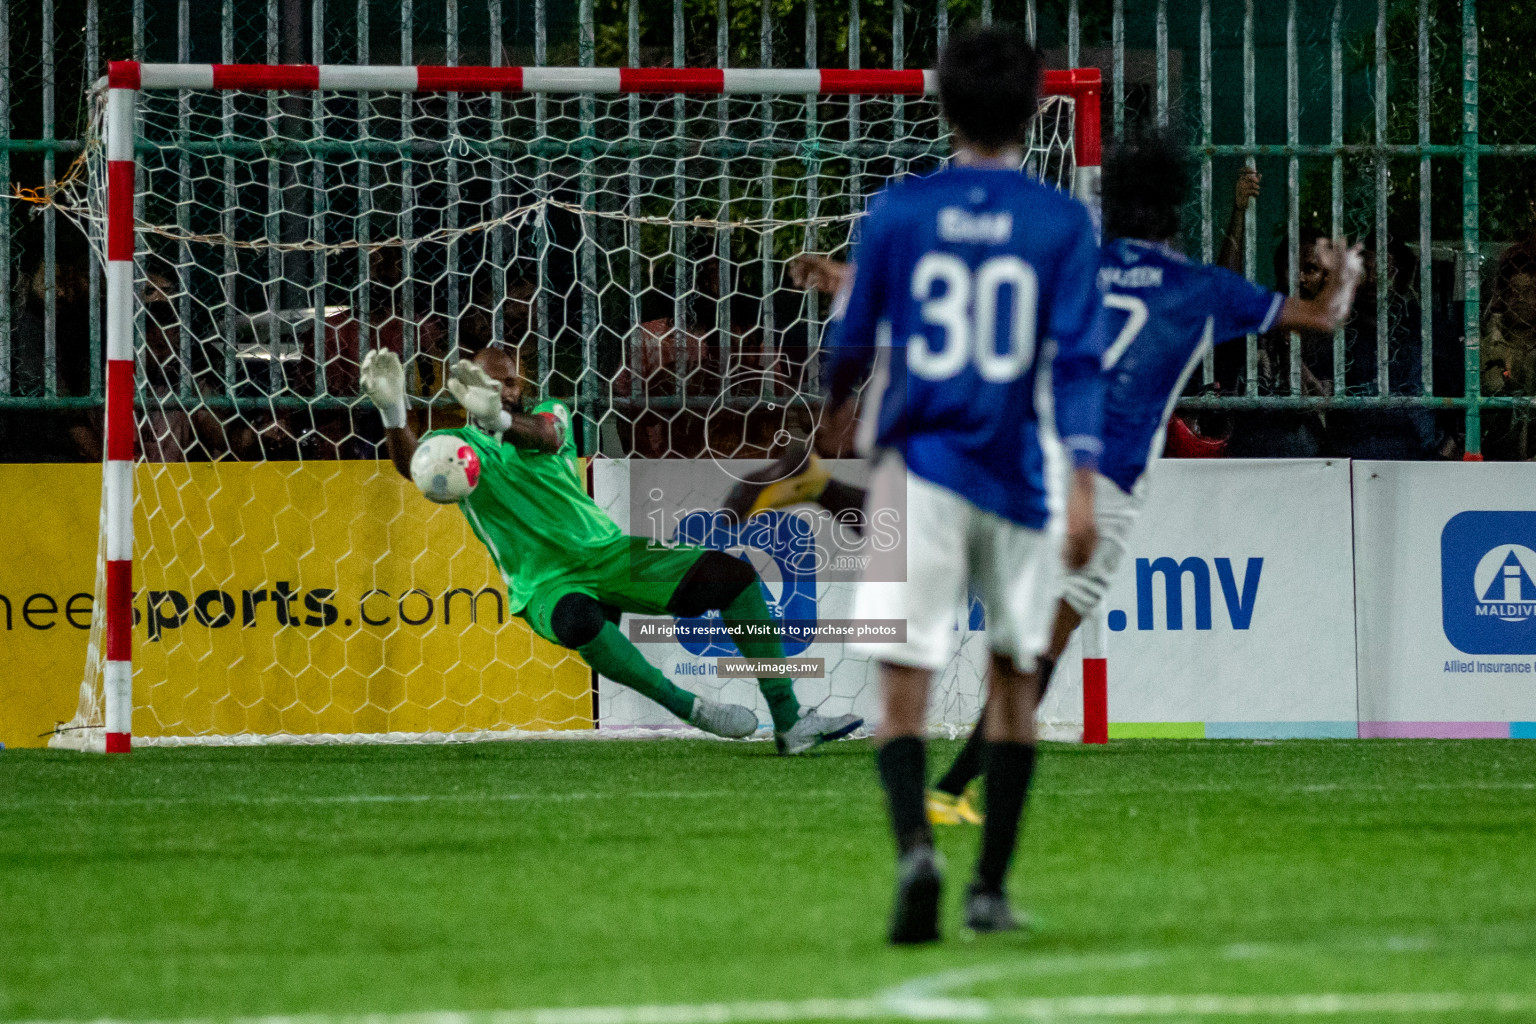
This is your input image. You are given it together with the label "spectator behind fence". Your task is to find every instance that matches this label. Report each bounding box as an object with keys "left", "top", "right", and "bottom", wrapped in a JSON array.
[
  {"left": 139, "top": 272, "right": 235, "bottom": 462},
  {"left": 611, "top": 255, "right": 810, "bottom": 460},
  {"left": 1214, "top": 172, "right": 1436, "bottom": 460},
  {"left": 1326, "top": 235, "right": 1437, "bottom": 460},
  {"left": 1213, "top": 177, "right": 1328, "bottom": 457},
  {"left": 1, "top": 236, "right": 101, "bottom": 462},
  {"left": 1479, "top": 201, "right": 1536, "bottom": 461},
  {"left": 298, "top": 246, "right": 449, "bottom": 459}
]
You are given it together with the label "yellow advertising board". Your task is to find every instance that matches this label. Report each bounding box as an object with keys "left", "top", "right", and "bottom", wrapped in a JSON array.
[
  {"left": 3, "top": 464, "right": 103, "bottom": 749},
  {"left": 1, "top": 461, "right": 593, "bottom": 749}
]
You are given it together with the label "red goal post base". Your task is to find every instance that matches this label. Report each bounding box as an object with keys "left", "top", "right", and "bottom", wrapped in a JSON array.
[{"left": 89, "top": 62, "right": 1102, "bottom": 752}]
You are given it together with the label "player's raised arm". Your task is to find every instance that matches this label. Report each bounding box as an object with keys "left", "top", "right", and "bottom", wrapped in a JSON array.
[
  {"left": 361, "top": 349, "right": 418, "bottom": 480},
  {"left": 1272, "top": 238, "right": 1365, "bottom": 334},
  {"left": 447, "top": 354, "right": 562, "bottom": 453},
  {"left": 1047, "top": 206, "right": 1109, "bottom": 570},
  {"left": 1048, "top": 206, "right": 1110, "bottom": 468}
]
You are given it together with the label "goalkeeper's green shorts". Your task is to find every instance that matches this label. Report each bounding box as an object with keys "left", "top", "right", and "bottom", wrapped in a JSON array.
[{"left": 518, "top": 535, "right": 709, "bottom": 646}]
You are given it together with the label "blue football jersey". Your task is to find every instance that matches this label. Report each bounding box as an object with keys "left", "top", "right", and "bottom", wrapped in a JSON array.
[
  {"left": 1097, "top": 238, "right": 1284, "bottom": 492},
  {"left": 825, "top": 165, "right": 1107, "bottom": 530}
]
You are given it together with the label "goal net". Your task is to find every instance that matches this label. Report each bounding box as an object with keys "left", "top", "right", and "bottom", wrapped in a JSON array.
[{"left": 52, "top": 62, "right": 1100, "bottom": 751}]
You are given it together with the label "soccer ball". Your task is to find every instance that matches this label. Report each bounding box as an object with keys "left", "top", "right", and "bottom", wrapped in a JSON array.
[{"left": 410, "top": 434, "right": 481, "bottom": 504}]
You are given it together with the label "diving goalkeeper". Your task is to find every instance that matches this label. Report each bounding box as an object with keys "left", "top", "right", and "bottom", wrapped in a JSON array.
[{"left": 362, "top": 344, "right": 862, "bottom": 753}]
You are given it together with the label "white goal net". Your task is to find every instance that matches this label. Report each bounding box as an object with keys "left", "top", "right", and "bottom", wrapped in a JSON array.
[{"left": 51, "top": 64, "right": 1098, "bottom": 750}]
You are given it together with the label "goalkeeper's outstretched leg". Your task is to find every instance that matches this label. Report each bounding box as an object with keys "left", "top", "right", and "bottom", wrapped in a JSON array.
[
  {"left": 669, "top": 550, "right": 864, "bottom": 754},
  {"left": 536, "top": 588, "right": 757, "bottom": 739},
  {"left": 522, "top": 545, "right": 863, "bottom": 753}
]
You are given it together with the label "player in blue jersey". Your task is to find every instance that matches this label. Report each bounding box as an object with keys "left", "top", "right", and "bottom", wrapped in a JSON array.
[
  {"left": 822, "top": 26, "right": 1107, "bottom": 944},
  {"left": 746, "top": 132, "right": 1364, "bottom": 828},
  {"left": 921, "top": 129, "right": 1363, "bottom": 807}
]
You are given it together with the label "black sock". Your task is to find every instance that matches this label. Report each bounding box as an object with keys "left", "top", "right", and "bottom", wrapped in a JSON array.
[
  {"left": 1036, "top": 656, "right": 1058, "bottom": 699},
  {"left": 877, "top": 736, "right": 933, "bottom": 855},
  {"left": 975, "top": 741, "right": 1037, "bottom": 893},
  {"left": 936, "top": 713, "right": 987, "bottom": 796},
  {"left": 819, "top": 480, "right": 867, "bottom": 534}
]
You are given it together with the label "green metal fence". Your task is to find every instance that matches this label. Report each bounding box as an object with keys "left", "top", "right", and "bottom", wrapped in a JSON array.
[{"left": 2, "top": 0, "right": 1533, "bottom": 460}]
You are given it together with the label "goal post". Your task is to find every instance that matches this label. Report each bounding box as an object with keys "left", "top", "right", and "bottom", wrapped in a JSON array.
[
  {"left": 59, "top": 60, "right": 1102, "bottom": 752},
  {"left": 102, "top": 78, "right": 136, "bottom": 754}
]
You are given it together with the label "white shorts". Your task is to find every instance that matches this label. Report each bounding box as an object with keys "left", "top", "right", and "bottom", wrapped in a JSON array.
[
  {"left": 852, "top": 454, "right": 1064, "bottom": 671},
  {"left": 1061, "top": 472, "right": 1146, "bottom": 615}
]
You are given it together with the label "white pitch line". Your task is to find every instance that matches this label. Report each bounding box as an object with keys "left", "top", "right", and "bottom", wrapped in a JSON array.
[
  {"left": 879, "top": 953, "right": 1170, "bottom": 1003},
  {"left": 14, "top": 991, "right": 1536, "bottom": 1024},
  {"left": 975, "top": 991, "right": 1536, "bottom": 1017},
  {"left": 881, "top": 928, "right": 1497, "bottom": 1007},
  {"left": 7, "top": 778, "right": 1533, "bottom": 812},
  {"left": 0, "top": 789, "right": 848, "bottom": 811},
  {"left": 1038, "top": 780, "right": 1536, "bottom": 798}
]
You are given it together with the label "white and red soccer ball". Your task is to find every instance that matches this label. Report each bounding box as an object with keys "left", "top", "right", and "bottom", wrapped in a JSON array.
[{"left": 410, "top": 435, "right": 481, "bottom": 503}]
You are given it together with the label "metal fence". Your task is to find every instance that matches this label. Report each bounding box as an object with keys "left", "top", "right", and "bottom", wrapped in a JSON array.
[{"left": 2, "top": 0, "right": 1533, "bottom": 460}]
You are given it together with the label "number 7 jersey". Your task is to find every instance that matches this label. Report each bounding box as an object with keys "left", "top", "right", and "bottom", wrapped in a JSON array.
[
  {"left": 825, "top": 165, "right": 1107, "bottom": 531},
  {"left": 1095, "top": 238, "right": 1283, "bottom": 494}
]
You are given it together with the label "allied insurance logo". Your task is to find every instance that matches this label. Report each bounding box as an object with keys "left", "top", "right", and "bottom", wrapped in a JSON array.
[
  {"left": 1442, "top": 511, "right": 1536, "bottom": 654},
  {"left": 672, "top": 510, "right": 816, "bottom": 658}
]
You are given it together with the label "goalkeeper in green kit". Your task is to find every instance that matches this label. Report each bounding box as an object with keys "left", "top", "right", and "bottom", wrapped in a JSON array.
[{"left": 361, "top": 344, "right": 862, "bottom": 753}]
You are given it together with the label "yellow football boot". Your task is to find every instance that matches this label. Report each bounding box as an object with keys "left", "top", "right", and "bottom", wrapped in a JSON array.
[
  {"left": 953, "top": 780, "right": 985, "bottom": 825},
  {"left": 926, "top": 781, "right": 985, "bottom": 826}
]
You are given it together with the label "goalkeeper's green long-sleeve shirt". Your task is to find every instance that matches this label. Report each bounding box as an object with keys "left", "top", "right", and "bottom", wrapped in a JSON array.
[{"left": 424, "top": 399, "right": 623, "bottom": 614}]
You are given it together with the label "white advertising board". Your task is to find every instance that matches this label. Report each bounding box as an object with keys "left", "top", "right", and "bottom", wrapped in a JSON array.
[
  {"left": 591, "top": 457, "right": 879, "bottom": 732},
  {"left": 1051, "top": 458, "right": 1359, "bottom": 738},
  {"left": 590, "top": 457, "right": 1358, "bottom": 739},
  {"left": 1352, "top": 461, "right": 1536, "bottom": 738},
  {"left": 592, "top": 458, "right": 1002, "bottom": 733}
]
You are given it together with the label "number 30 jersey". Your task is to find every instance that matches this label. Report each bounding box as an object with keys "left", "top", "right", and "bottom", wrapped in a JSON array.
[
  {"left": 826, "top": 165, "right": 1107, "bottom": 531},
  {"left": 1095, "top": 238, "right": 1283, "bottom": 494}
]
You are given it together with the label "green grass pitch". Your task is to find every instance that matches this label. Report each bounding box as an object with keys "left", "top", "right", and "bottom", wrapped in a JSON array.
[{"left": 3, "top": 739, "right": 1536, "bottom": 1023}]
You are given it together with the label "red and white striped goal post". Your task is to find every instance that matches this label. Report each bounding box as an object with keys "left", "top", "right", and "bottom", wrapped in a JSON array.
[
  {"left": 107, "top": 61, "right": 1097, "bottom": 101},
  {"left": 103, "top": 61, "right": 1100, "bottom": 179},
  {"left": 98, "top": 62, "right": 1103, "bottom": 752}
]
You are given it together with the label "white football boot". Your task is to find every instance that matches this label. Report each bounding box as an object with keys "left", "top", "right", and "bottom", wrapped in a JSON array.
[
  {"left": 775, "top": 709, "right": 864, "bottom": 755},
  {"left": 688, "top": 698, "right": 759, "bottom": 739}
]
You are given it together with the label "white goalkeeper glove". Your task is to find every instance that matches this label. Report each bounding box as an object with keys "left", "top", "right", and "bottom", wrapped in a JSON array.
[
  {"left": 448, "top": 359, "right": 513, "bottom": 434},
  {"left": 1317, "top": 238, "right": 1366, "bottom": 328},
  {"left": 360, "top": 349, "right": 407, "bottom": 430}
]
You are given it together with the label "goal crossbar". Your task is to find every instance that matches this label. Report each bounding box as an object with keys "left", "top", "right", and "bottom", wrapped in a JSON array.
[
  {"left": 107, "top": 61, "right": 1098, "bottom": 102},
  {"left": 90, "top": 62, "right": 1102, "bottom": 753}
]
